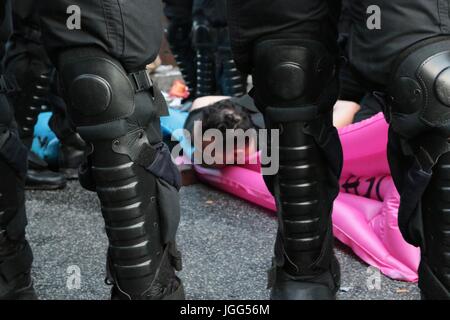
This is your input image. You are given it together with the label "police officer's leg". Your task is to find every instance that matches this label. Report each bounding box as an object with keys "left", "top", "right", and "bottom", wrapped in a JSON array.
[
  {"left": 163, "top": 0, "right": 197, "bottom": 99},
  {"left": 39, "top": 0, "right": 184, "bottom": 300},
  {"left": 347, "top": 0, "right": 450, "bottom": 300},
  {"left": 4, "top": 1, "right": 66, "bottom": 189},
  {"left": 388, "top": 37, "right": 450, "bottom": 300},
  {"left": 198, "top": 0, "right": 245, "bottom": 97},
  {"left": 0, "top": 1, "right": 35, "bottom": 299},
  {"left": 0, "top": 77, "right": 35, "bottom": 300},
  {"left": 47, "top": 79, "right": 86, "bottom": 180},
  {"left": 193, "top": 1, "right": 216, "bottom": 97},
  {"left": 227, "top": 0, "right": 342, "bottom": 300}
]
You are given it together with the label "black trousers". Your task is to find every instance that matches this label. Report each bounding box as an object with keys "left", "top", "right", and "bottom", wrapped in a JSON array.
[
  {"left": 227, "top": 0, "right": 450, "bottom": 89},
  {"left": 38, "top": 0, "right": 163, "bottom": 72},
  {"left": 164, "top": 0, "right": 227, "bottom": 27}
]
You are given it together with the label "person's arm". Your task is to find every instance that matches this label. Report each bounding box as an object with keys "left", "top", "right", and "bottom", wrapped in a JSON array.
[{"left": 333, "top": 100, "right": 361, "bottom": 129}]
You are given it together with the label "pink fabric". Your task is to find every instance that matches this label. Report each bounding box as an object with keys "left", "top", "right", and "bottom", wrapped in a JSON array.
[{"left": 188, "top": 113, "right": 420, "bottom": 282}]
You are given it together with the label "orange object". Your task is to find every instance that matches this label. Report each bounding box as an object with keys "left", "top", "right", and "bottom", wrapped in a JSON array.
[{"left": 169, "top": 80, "right": 190, "bottom": 99}]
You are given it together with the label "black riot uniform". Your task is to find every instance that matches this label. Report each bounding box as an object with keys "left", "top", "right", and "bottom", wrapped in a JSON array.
[
  {"left": 163, "top": 0, "right": 246, "bottom": 98},
  {"left": 0, "top": 0, "right": 36, "bottom": 300},
  {"left": 226, "top": 0, "right": 450, "bottom": 300},
  {"left": 36, "top": 0, "right": 184, "bottom": 300}
]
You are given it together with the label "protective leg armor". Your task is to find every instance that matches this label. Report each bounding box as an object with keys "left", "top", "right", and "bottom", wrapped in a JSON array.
[
  {"left": 4, "top": 25, "right": 67, "bottom": 189},
  {"left": 58, "top": 47, "right": 184, "bottom": 300},
  {"left": 388, "top": 36, "right": 450, "bottom": 300},
  {"left": 192, "top": 17, "right": 216, "bottom": 97},
  {"left": 0, "top": 74, "right": 35, "bottom": 300},
  {"left": 252, "top": 38, "right": 342, "bottom": 300},
  {"left": 166, "top": 21, "right": 197, "bottom": 99},
  {"left": 217, "top": 29, "right": 246, "bottom": 97},
  {"left": 4, "top": 38, "right": 52, "bottom": 149}
]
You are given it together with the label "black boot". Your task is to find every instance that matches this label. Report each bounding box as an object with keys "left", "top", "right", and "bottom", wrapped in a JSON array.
[
  {"left": 26, "top": 151, "right": 67, "bottom": 190},
  {"left": 0, "top": 236, "right": 37, "bottom": 300}
]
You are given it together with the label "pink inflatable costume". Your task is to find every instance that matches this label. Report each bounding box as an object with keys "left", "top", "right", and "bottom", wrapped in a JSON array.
[{"left": 187, "top": 113, "right": 420, "bottom": 282}]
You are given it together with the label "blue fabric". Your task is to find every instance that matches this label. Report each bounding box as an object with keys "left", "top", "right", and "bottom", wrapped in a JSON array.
[
  {"left": 31, "top": 112, "right": 60, "bottom": 165},
  {"left": 161, "top": 108, "right": 194, "bottom": 158},
  {"left": 33, "top": 108, "right": 194, "bottom": 164}
]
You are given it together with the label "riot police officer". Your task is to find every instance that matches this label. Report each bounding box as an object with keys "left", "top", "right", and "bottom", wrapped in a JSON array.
[
  {"left": 1, "top": 0, "right": 185, "bottom": 300},
  {"left": 226, "top": 0, "right": 450, "bottom": 300}
]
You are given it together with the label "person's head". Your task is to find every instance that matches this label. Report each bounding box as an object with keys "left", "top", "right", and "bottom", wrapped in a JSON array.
[{"left": 199, "top": 99, "right": 258, "bottom": 167}]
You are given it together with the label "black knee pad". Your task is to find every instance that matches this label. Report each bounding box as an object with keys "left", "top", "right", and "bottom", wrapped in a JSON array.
[
  {"left": 58, "top": 48, "right": 136, "bottom": 129},
  {"left": 167, "top": 21, "right": 192, "bottom": 48},
  {"left": 252, "top": 38, "right": 338, "bottom": 121},
  {"left": 386, "top": 37, "right": 450, "bottom": 244},
  {"left": 59, "top": 47, "right": 168, "bottom": 141},
  {"left": 389, "top": 36, "right": 450, "bottom": 138},
  {"left": 192, "top": 16, "right": 216, "bottom": 50}
]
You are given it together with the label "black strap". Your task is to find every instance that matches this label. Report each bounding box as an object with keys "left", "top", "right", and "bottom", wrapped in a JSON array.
[
  {"left": 128, "top": 70, "right": 153, "bottom": 93},
  {"left": 411, "top": 133, "right": 450, "bottom": 172}
]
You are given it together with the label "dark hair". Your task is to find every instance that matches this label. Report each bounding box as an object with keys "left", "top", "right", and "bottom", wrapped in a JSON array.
[{"left": 201, "top": 99, "right": 255, "bottom": 135}]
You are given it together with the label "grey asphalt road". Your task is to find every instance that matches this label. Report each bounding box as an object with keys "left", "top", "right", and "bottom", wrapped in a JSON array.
[{"left": 26, "top": 181, "right": 420, "bottom": 300}]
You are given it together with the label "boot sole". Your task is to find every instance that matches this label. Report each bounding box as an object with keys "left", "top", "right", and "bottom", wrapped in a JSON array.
[{"left": 1, "top": 283, "right": 38, "bottom": 300}]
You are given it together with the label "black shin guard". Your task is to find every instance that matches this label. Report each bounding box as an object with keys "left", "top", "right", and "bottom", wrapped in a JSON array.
[
  {"left": 4, "top": 35, "right": 52, "bottom": 149},
  {"left": 166, "top": 22, "right": 197, "bottom": 98},
  {"left": 253, "top": 38, "right": 342, "bottom": 300},
  {"left": 218, "top": 45, "right": 246, "bottom": 97},
  {"left": 193, "top": 18, "right": 215, "bottom": 97},
  {"left": 420, "top": 152, "right": 450, "bottom": 299},
  {"left": 58, "top": 47, "right": 183, "bottom": 300},
  {"left": 388, "top": 129, "right": 450, "bottom": 299},
  {"left": 217, "top": 27, "right": 246, "bottom": 97}
]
